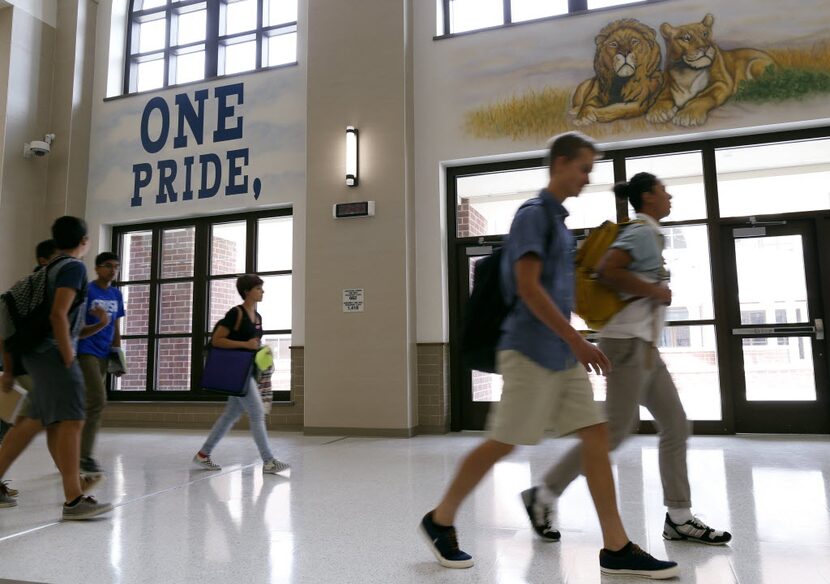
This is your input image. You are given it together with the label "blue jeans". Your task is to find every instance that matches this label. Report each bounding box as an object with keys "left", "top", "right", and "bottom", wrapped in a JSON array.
[{"left": 201, "top": 377, "right": 274, "bottom": 462}]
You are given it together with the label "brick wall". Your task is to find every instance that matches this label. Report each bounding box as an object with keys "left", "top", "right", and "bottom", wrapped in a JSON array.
[
  {"left": 103, "top": 346, "right": 305, "bottom": 430},
  {"left": 417, "top": 343, "right": 449, "bottom": 433},
  {"left": 457, "top": 198, "right": 489, "bottom": 238}
]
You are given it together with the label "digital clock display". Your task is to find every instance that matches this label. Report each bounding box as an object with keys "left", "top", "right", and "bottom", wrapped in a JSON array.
[{"left": 333, "top": 201, "right": 375, "bottom": 219}]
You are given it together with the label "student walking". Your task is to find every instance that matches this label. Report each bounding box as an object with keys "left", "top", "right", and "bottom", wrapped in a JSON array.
[
  {"left": 77, "top": 252, "right": 126, "bottom": 477},
  {"left": 193, "top": 275, "right": 289, "bottom": 475},
  {"left": 529, "top": 172, "right": 731, "bottom": 545},
  {"left": 419, "top": 133, "right": 679, "bottom": 579},
  {"left": 0, "top": 217, "right": 113, "bottom": 519}
]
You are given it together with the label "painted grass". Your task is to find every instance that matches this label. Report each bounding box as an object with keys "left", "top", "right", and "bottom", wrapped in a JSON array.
[
  {"left": 735, "top": 66, "right": 830, "bottom": 102},
  {"left": 464, "top": 44, "right": 830, "bottom": 141},
  {"left": 463, "top": 87, "right": 658, "bottom": 140},
  {"left": 768, "top": 41, "right": 830, "bottom": 71}
]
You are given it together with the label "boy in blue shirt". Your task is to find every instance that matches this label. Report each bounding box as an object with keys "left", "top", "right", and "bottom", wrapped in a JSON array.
[{"left": 77, "top": 252, "right": 125, "bottom": 476}]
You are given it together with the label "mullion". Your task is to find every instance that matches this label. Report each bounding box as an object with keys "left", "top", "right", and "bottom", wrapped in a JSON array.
[
  {"left": 205, "top": 0, "right": 220, "bottom": 77},
  {"left": 146, "top": 226, "right": 162, "bottom": 392},
  {"left": 256, "top": 0, "right": 263, "bottom": 69},
  {"left": 163, "top": 3, "right": 172, "bottom": 88},
  {"left": 190, "top": 221, "right": 210, "bottom": 392}
]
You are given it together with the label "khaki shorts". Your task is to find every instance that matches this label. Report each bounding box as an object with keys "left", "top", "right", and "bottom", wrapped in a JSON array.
[{"left": 486, "top": 350, "right": 606, "bottom": 445}]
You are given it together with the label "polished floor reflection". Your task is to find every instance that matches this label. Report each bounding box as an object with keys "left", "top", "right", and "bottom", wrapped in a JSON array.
[{"left": 0, "top": 430, "right": 828, "bottom": 583}]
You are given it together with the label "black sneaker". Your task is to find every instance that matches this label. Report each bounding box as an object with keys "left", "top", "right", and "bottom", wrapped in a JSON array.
[
  {"left": 520, "top": 487, "right": 560, "bottom": 541},
  {"left": 80, "top": 457, "right": 104, "bottom": 477},
  {"left": 663, "top": 513, "right": 732, "bottom": 546},
  {"left": 599, "top": 542, "right": 679, "bottom": 580},
  {"left": 419, "top": 512, "right": 474, "bottom": 569}
]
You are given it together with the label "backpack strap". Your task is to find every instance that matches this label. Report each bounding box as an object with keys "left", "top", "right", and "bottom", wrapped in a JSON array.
[{"left": 233, "top": 306, "right": 244, "bottom": 332}]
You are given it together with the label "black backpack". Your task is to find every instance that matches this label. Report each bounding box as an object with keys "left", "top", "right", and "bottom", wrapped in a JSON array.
[
  {"left": 460, "top": 247, "right": 511, "bottom": 373},
  {"left": 460, "top": 198, "right": 557, "bottom": 374},
  {"left": 0, "top": 257, "right": 78, "bottom": 355}
]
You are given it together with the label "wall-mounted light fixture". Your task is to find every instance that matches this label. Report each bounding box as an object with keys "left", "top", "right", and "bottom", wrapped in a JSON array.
[{"left": 346, "top": 126, "right": 359, "bottom": 187}]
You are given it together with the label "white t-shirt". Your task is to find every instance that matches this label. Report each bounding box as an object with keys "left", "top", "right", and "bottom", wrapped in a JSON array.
[{"left": 600, "top": 214, "right": 669, "bottom": 344}]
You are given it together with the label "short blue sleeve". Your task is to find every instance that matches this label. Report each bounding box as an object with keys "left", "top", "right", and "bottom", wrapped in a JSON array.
[
  {"left": 54, "top": 261, "right": 86, "bottom": 292},
  {"left": 116, "top": 288, "right": 126, "bottom": 319},
  {"left": 611, "top": 224, "right": 651, "bottom": 259},
  {"left": 508, "top": 206, "right": 551, "bottom": 263}
]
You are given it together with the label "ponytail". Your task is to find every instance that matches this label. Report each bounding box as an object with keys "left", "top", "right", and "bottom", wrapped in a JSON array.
[{"left": 613, "top": 172, "right": 657, "bottom": 213}]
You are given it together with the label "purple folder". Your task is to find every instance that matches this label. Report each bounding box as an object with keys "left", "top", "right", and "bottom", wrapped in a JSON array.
[{"left": 201, "top": 348, "right": 254, "bottom": 396}]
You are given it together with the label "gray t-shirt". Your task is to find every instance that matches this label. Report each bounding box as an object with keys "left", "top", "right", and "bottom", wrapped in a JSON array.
[{"left": 37, "top": 257, "right": 88, "bottom": 352}]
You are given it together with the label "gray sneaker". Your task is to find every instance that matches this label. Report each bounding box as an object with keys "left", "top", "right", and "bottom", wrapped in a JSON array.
[
  {"left": 263, "top": 459, "right": 290, "bottom": 474},
  {"left": 0, "top": 481, "right": 17, "bottom": 508},
  {"left": 193, "top": 453, "right": 222, "bottom": 471},
  {"left": 62, "top": 496, "right": 113, "bottom": 521}
]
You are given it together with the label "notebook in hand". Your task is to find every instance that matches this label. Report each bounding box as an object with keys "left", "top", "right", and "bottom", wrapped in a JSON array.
[{"left": 0, "top": 383, "right": 27, "bottom": 424}]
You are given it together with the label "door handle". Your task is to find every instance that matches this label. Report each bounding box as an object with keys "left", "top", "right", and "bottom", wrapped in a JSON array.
[
  {"left": 817, "top": 318, "right": 825, "bottom": 341},
  {"left": 466, "top": 246, "right": 493, "bottom": 256}
]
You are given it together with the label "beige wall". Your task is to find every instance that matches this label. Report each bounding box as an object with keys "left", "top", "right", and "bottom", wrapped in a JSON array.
[
  {"left": 44, "top": 0, "right": 95, "bottom": 221},
  {"left": 0, "top": 6, "right": 55, "bottom": 288},
  {"left": 0, "top": 1, "right": 95, "bottom": 289},
  {"left": 304, "top": 0, "right": 417, "bottom": 433}
]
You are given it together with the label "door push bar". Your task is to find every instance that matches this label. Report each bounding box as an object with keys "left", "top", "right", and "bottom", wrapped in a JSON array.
[{"left": 732, "top": 319, "right": 824, "bottom": 340}]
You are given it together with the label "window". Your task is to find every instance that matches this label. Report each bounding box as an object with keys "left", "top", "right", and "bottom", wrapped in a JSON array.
[
  {"left": 438, "top": 0, "right": 658, "bottom": 36},
  {"left": 112, "top": 209, "right": 293, "bottom": 400},
  {"left": 125, "top": 0, "right": 298, "bottom": 94}
]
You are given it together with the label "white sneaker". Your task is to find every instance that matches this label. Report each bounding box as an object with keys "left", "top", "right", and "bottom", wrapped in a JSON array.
[
  {"left": 193, "top": 453, "right": 221, "bottom": 471},
  {"left": 663, "top": 513, "right": 732, "bottom": 545},
  {"left": 263, "top": 459, "right": 290, "bottom": 474}
]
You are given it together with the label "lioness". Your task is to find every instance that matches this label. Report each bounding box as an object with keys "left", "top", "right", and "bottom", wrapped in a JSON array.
[
  {"left": 571, "top": 18, "right": 663, "bottom": 125},
  {"left": 646, "top": 13, "right": 775, "bottom": 127}
]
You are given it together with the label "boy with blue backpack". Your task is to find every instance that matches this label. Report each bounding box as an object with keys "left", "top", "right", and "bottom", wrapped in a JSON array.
[{"left": 419, "top": 133, "right": 679, "bottom": 579}]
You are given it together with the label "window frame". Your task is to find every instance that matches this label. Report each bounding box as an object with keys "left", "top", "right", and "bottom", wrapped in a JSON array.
[
  {"left": 110, "top": 207, "right": 293, "bottom": 402},
  {"left": 124, "top": 0, "right": 299, "bottom": 96},
  {"left": 438, "top": 0, "right": 665, "bottom": 38}
]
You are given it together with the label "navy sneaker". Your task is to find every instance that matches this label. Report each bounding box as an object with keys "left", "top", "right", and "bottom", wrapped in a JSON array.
[
  {"left": 599, "top": 542, "right": 679, "bottom": 580},
  {"left": 419, "top": 512, "right": 474, "bottom": 569},
  {"left": 520, "top": 487, "right": 560, "bottom": 541},
  {"left": 663, "top": 513, "right": 732, "bottom": 546}
]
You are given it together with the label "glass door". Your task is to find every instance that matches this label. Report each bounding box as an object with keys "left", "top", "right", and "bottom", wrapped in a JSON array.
[
  {"left": 722, "top": 220, "right": 829, "bottom": 433},
  {"left": 455, "top": 243, "right": 504, "bottom": 430}
]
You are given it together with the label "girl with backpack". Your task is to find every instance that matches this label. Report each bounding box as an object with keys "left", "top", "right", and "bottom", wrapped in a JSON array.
[{"left": 193, "top": 275, "right": 289, "bottom": 475}]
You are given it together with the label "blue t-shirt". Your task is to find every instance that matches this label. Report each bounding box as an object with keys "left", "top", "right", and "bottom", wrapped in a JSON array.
[
  {"left": 498, "top": 190, "right": 577, "bottom": 372},
  {"left": 77, "top": 282, "right": 126, "bottom": 358}
]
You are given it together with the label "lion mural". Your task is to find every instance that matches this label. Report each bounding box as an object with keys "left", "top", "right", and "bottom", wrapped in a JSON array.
[
  {"left": 571, "top": 18, "right": 664, "bottom": 125},
  {"left": 646, "top": 13, "right": 776, "bottom": 127}
]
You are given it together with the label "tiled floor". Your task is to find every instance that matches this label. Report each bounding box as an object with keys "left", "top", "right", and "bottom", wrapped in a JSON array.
[{"left": 0, "top": 430, "right": 828, "bottom": 583}]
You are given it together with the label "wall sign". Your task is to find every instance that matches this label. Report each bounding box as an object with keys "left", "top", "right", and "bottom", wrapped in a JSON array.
[
  {"left": 342, "top": 289, "right": 365, "bottom": 313},
  {"left": 131, "top": 82, "right": 263, "bottom": 208}
]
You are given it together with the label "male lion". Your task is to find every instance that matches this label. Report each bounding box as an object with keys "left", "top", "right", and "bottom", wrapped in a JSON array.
[
  {"left": 571, "top": 18, "right": 663, "bottom": 125},
  {"left": 646, "top": 13, "right": 776, "bottom": 127}
]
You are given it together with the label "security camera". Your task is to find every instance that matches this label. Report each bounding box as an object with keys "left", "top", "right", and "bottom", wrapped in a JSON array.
[{"left": 23, "top": 133, "right": 55, "bottom": 158}]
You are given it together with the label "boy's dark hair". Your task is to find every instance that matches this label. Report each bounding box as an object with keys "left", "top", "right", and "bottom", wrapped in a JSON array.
[
  {"left": 545, "top": 132, "right": 600, "bottom": 169},
  {"left": 51, "top": 216, "right": 88, "bottom": 250},
  {"left": 35, "top": 239, "right": 57, "bottom": 261},
  {"left": 236, "top": 274, "right": 264, "bottom": 299},
  {"left": 95, "top": 252, "right": 120, "bottom": 266},
  {"left": 613, "top": 172, "right": 658, "bottom": 213}
]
